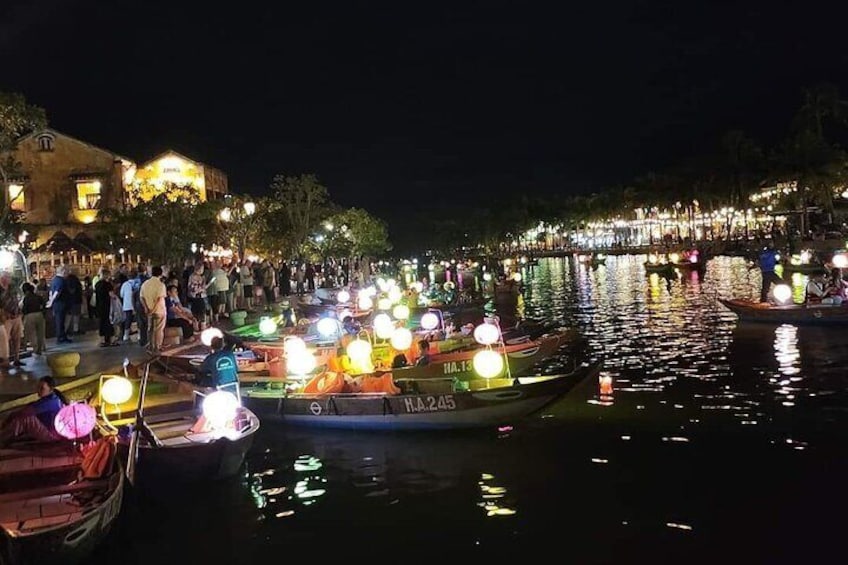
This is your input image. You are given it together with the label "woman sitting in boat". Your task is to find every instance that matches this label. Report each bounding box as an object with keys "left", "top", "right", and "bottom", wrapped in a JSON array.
[
  {"left": 805, "top": 273, "right": 843, "bottom": 305},
  {"left": 0, "top": 376, "right": 68, "bottom": 446}
]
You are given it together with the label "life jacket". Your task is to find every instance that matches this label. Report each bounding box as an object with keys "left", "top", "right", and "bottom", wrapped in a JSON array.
[
  {"left": 302, "top": 371, "right": 345, "bottom": 395},
  {"left": 80, "top": 436, "right": 117, "bottom": 480}
]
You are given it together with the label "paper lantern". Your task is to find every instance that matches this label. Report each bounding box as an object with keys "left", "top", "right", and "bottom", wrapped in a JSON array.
[
  {"left": 373, "top": 313, "right": 394, "bottom": 339},
  {"left": 54, "top": 403, "right": 97, "bottom": 440},
  {"left": 358, "top": 295, "right": 373, "bottom": 310},
  {"left": 283, "top": 336, "right": 307, "bottom": 355},
  {"left": 317, "top": 317, "right": 340, "bottom": 338},
  {"left": 201, "top": 327, "right": 224, "bottom": 347},
  {"left": 512, "top": 272, "right": 522, "bottom": 282},
  {"left": 390, "top": 327, "right": 413, "bottom": 351},
  {"left": 287, "top": 351, "right": 317, "bottom": 375},
  {"left": 393, "top": 304, "right": 410, "bottom": 320},
  {"left": 388, "top": 287, "right": 403, "bottom": 304},
  {"left": 377, "top": 297, "right": 392, "bottom": 310},
  {"left": 259, "top": 318, "right": 277, "bottom": 335},
  {"left": 101, "top": 376, "right": 133, "bottom": 405},
  {"left": 202, "top": 391, "right": 239, "bottom": 430},
  {"left": 473, "top": 349, "right": 504, "bottom": 379},
  {"left": 347, "top": 338, "right": 372, "bottom": 362},
  {"left": 473, "top": 323, "right": 500, "bottom": 346},
  {"left": 773, "top": 284, "right": 792, "bottom": 304},
  {"left": 833, "top": 253, "right": 848, "bottom": 269},
  {"left": 336, "top": 289, "right": 350, "bottom": 303},
  {"left": 421, "top": 312, "right": 439, "bottom": 330}
]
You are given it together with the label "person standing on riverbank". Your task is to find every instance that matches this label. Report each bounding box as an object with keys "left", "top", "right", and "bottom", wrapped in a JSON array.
[{"left": 752, "top": 244, "right": 782, "bottom": 302}]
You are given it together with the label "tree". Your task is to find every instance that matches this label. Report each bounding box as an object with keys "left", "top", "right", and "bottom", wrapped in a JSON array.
[
  {"left": 98, "top": 183, "right": 218, "bottom": 265},
  {"left": 269, "top": 174, "right": 330, "bottom": 255},
  {"left": 321, "top": 208, "right": 391, "bottom": 260},
  {"left": 0, "top": 92, "right": 46, "bottom": 242},
  {"left": 215, "top": 195, "right": 267, "bottom": 259}
]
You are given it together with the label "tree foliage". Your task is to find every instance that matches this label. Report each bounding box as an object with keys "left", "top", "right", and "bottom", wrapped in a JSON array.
[{"left": 269, "top": 173, "right": 330, "bottom": 255}]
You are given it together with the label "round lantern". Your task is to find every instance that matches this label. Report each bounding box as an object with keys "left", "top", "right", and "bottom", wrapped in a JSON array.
[
  {"left": 201, "top": 327, "right": 224, "bottom": 347},
  {"left": 101, "top": 376, "right": 133, "bottom": 405},
  {"left": 317, "top": 317, "right": 340, "bottom": 338},
  {"left": 473, "top": 349, "right": 504, "bottom": 379},
  {"left": 346, "top": 338, "right": 372, "bottom": 362},
  {"left": 393, "top": 304, "right": 410, "bottom": 320},
  {"left": 773, "top": 284, "right": 792, "bottom": 304},
  {"left": 358, "top": 295, "right": 373, "bottom": 310},
  {"left": 259, "top": 317, "right": 277, "bottom": 335},
  {"left": 420, "top": 312, "right": 439, "bottom": 330},
  {"left": 473, "top": 323, "right": 500, "bottom": 346},
  {"left": 54, "top": 403, "right": 97, "bottom": 440},
  {"left": 390, "top": 327, "right": 413, "bottom": 351},
  {"left": 283, "top": 336, "right": 307, "bottom": 355},
  {"left": 202, "top": 391, "right": 239, "bottom": 430},
  {"left": 336, "top": 289, "right": 351, "bottom": 303},
  {"left": 287, "top": 351, "right": 317, "bottom": 375}
]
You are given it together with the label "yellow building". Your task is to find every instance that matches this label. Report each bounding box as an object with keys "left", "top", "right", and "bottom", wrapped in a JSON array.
[{"left": 132, "top": 150, "right": 228, "bottom": 202}]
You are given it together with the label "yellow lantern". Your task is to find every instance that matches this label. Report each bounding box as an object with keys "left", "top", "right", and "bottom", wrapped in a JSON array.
[
  {"left": 347, "top": 338, "right": 372, "bottom": 362},
  {"left": 373, "top": 313, "right": 394, "bottom": 340},
  {"left": 473, "top": 349, "right": 504, "bottom": 379},
  {"left": 390, "top": 327, "right": 413, "bottom": 351},
  {"left": 101, "top": 376, "right": 133, "bottom": 405},
  {"left": 393, "top": 304, "right": 410, "bottom": 320}
]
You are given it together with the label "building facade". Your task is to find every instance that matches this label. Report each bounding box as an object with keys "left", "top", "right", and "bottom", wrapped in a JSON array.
[{"left": 10, "top": 130, "right": 228, "bottom": 247}]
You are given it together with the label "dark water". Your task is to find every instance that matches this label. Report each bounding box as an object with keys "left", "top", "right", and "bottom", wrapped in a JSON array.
[{"left": 93, "top": 256, "right": 847, "bottom": 564}]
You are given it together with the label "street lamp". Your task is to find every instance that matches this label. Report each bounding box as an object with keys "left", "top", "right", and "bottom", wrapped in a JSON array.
[
  {"left": 243, "top": 202, "right": 256, "bottom": 216},
  {"left": 218, "top": 207, "right": 232, "bottom": 222}
]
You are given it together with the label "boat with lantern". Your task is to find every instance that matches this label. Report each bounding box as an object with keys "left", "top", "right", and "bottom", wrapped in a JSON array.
[
  {"left": 643, "top": 254, "right": 675, "bottom": 275},
  {"left": 100, "top": 359, "right": 260, "bottom": 486},
  {"left": 242, "top": 360, "right": 600, "bottom": 430},
  {"left": 780, "top": 249, "right": 827, "bottom": 274},
  {"left": 719, "top": 298, "right": 848, "bottom": 325},
  {"left": 576, "top": 252, "right": 606, "bottom": 266},
  {"left": 668, "top": 249, "right": 704, "bottom": 271},
  {"left": 0, "top": 402, "right": 125, "bottom": 565}
]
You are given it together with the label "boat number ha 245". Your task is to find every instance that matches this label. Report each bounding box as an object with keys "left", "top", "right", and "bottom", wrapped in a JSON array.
[{"left": 403, "top": 395, "right": 457, "bottom": 413}]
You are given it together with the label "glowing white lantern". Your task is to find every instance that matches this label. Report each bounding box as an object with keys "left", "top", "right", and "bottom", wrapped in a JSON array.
[
  {"left": 648, "top": 254, "right": 659, "bottom": 265},
  {"left": 0, "top": 250, "right": 14, "bottom": 270},
  {"left": 412, "top": 282, "right": 424, "bottom": 292},
  {"left": 833, "top": 253, "right": 848, "bottom": 269},
  {"left": 287, "top": 350, "right": 317, "bottom": 375},
  {"left": 346, "top": 338, "right": 372, "bottom": 362},
  {"left": 101, "top": 376, "right": 133, "bottom": 405},
  {"left": 473, "top": 323, "right": 500, "bottom": 346},
  {"left": 283, "top": 336, "right": 307, "bottom": 355},
  {"left": 377, "top": 278, "right": 389, "bottom": 292},
  {"left": 800, "top": 250, "right": 811, "bottom": 264},
  {"left": 373, "top": 313, "right": 394, "bottom": 339},
  {"left": 420, "top": 312, "right": 439, "bottom": 330},
  {"left": 669, "top": 253, "right": 680, "bottom": 264},
  {"left": 773, "top": 284, "right": 792, "bottom": 304},
  {"left": 358, "top": 295, "right": 373, "bottom": 310},
  {"left": 202, "top": 391, "right": 239, "bottom": 430},
  {"left": 336, "top": 290, "right": 351, "bottom": 303},
  {"left": 201, "top": 327, "right": 224, "bottom": 347},
  {"left": 390, "top": 327, "right": 413, "bottom": 351},
  {"left": 365, "top": 286, "right": 378, "bottom": 297},
  {"left": 512, "top": 272, "right": 522, "bottom": 283},
  {"left": 339, "top": 308, "right": 353, "bottom": 321},
  {"left": 377, "top": 297, "right": 392, "bottom": 310},
  {"left": 393, "top": 304, "right": 410, "bottom": 320},
  {"left": 483, "top": 273, "right": 492, "bottom": 282},
  {"left": 388, "top": 286, "right": 403, "bottom": 304},
  {"left": 259, "top": 318, "right": 277, "bottom": 335},
  {"left": 689, "top": 255, "right": 698, "bottom": 264},
  {"left": 317, "top": 317, "right": 339, "bottom": 338},
  {"left": 473, "top": 349, "right": 504, "bottom": 379}
]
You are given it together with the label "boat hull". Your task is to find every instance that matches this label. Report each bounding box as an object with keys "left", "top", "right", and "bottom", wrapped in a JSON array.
[
  {"left": 119, "top": 410, "right": 260, "bottom": 484},
  {"left": 245, "top": 363, "right": 599, "bottom": 430},
  {"left": 719, "top": 298, "right": 848, "bottom": 325},
  {"left": 1, "top": 464, "right": 124, "bottom": 565}
]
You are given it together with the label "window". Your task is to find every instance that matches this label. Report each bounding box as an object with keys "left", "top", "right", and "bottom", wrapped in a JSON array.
[
  {"left": 37, "top": 134, "right": 54, "bottom": 152},
  {"left": 76, "top": 181, "right": 102, "bottom": 210},
  {"left": 8, "top": 184, "right": 25, "bottom": 212}
]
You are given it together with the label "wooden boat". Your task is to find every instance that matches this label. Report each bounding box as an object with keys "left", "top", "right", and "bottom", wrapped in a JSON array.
[
  {"left": 780, "top": 260, "right": 827, "bottom": 274},
  {"left": 110, "top": 361, "right": 260, "bottom": 486},
  {"left": 576, "top": 253, "right": 606, "bottom": 266},
  {"left": 719, "top": 298, "right": 848, "bottom": 325},
  {"left": 242, "top": 361, "right": 600, "bottom": 430},
  {"left": 0, "top": 442, "right": 125, "bottom": 565},
  {"left": 644, "top": 261, "right": 675, "bottom": 275}
]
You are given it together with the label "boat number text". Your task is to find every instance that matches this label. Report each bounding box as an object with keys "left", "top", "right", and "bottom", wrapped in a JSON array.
[
  {"left": 404, "top": 395, "right": 457, "bottom": 413},
  {"left": 443, "top": 360, "right": 474, "bottom": 375}
]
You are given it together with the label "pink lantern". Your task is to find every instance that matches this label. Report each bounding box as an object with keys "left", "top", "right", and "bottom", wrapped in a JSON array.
[{"left": 54, "top": 403, "right": 97, "bottom": 440}]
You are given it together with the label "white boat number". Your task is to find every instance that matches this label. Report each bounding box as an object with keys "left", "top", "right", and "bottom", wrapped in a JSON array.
[
  {"left": 443, "top": 360, "right": 474, "bottom": 375},
  {"left": 403, "top": 395, "right": 457, "bottom": 413}
]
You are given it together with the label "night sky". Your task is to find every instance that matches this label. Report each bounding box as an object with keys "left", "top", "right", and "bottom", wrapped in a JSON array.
[{"left": 5, "top": 0, "right": 848, "bottom": 232}]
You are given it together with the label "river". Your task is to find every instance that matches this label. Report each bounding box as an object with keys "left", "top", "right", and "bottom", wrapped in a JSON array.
[{"left": 92, "top": 255, "right": 847, "bottom": 564}]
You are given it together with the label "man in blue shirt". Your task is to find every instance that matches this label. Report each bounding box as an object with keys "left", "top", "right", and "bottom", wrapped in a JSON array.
[
  {"left": 46, "top": 265, "right": 71, "bottom": 343},
  {"left": 197, "top": 336, "right": 239, "bottom": 390},
  {"left": 755, "top": 244, "right": 783, "bottom": 302}
]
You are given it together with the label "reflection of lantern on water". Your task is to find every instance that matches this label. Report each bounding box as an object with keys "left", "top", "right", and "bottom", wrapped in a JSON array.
[{"left": 599, "top": 375, "right": 613, "bottom": 396}]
